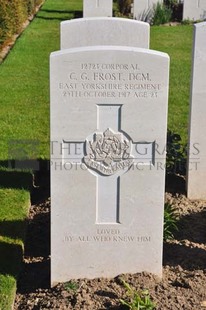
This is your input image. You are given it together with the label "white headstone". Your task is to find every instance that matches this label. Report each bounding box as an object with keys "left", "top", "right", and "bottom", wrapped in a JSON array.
[
  {"left": 61, "top": 18, "right": 150, "bottom": 49},
  {"left": 50, "top": 45, "right": 169, "bottom": 284},
  {"left": 133, "top": 0, "right": 163, "bottom": 20},
  {"left": 183, "top": 0, "right": 206, "bottom": 21},
  {"left": 83, "top": 0, "right": 113, "bottom": 17},
  {"left": 131, "top": 2, "right": 134, "bottom": 15},
  {"left": 187, "top": 22, "right": 206, "bottom": 199}
]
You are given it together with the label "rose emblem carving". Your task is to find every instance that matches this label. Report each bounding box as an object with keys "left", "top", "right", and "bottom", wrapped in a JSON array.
[{"left": 84, "top": 128, "right": 133, "bottom": 176}]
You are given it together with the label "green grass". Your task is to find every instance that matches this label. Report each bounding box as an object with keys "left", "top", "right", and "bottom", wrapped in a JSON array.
[
  {"left": 0, "top": 7, "right": 193, "bottom": 160},
  {"left": 0, "top": 0, "right": 83, "bottom": 161},
  {"left": 150, "top": 25, "right": 193, "bottom": 144},
  {"left": 0, "top": 19, "right": 193, "bottom": 160},
  {"left": 0, "top": 275, "right": 16, "bottom": 310},
  {"left": 0, "top": 185, "right": 31, "bottom": 310}
]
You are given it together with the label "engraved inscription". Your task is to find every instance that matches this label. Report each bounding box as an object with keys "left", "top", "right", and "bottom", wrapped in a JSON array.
[
  {"left": 84, "top": 128, "right": 133, "bottom": 176},
  {"left": 58, "top": 62, "right": 161, "bottom": 99},
  {"left": 97, "top": 228, "right": 120, "bottom": 235},
  {"left": 64, "top": 229, "right": 151, "bottom": 243},
  {"left": 63, "top": 235, "right": 151, "bottom": 243}
]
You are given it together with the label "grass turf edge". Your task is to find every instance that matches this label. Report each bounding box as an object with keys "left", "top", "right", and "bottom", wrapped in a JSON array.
[{"left": 0, "top": 175, "right": 32, "bottom": 310}]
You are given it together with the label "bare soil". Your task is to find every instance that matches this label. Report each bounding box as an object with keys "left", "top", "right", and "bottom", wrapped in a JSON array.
[{"left": 14, "top": 173, "right": 206, "bottom": 309}]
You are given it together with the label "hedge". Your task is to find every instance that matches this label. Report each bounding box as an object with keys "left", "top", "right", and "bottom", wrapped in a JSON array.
[{"left": 0, "top": 0, "right": 42, "bottom": 47}]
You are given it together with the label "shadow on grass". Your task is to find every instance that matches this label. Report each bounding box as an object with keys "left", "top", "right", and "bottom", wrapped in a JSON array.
[
  {"left": 0, "top": 159, "right": 50, "bottom": 286},
  {"left": 0, "top": 159, "right": 49, "bottom": 189},
  {"left": 41, "top": 9, "right": 82, "bottom": 15},
  {"left": 36, "top": 9, "right": 82, "bottom": 20},
  {"left": 0, "top": 168, "right": 30, "bottom": 280},
  {"left": 0, "top": 241, "right": 23, "bottom": 279},
  {"left": 0, "top": 220, "right": 27, "bottom": 240},
  {"left": 0, "top": 168, "right": 33, "bottom": 190},
  {"left": 0, "top": 158, "right": 50, "bottom": 207}
]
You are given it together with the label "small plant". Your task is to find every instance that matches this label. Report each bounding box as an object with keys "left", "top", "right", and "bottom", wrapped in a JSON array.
[
  {"left": 181, "top": 19, "right": 192, "bottom": 25},
  {"left": 64, "top": 281, "right": 79, "bottom": 291},
  {"left": 152, "top": 2, "right": 172, "bottom": 25},
  {"left": 164, "top": 203, "right": 178, "bottom": 241},
  {"left": 164, "top": 0, "right": 183, "bottom": 21},
  {"left": 120, "top": 279, "right": 155, "bottom": 310},
  {"left": 137, "top": 8, "right": 154, "bottom": 23}
]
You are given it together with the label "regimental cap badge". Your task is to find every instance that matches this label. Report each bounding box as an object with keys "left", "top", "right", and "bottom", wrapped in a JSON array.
[{"left": 84, "top": 128, "right": 133, "bottom": 176}]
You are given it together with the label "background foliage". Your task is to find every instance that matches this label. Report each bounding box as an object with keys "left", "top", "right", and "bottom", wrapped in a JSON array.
[
  {"left": 116, "top": 0, "right": 132, "bottom": 16},
  {"left": 0, "top": 0, "right": 42, "bottom": 48},
  {"left": 114, "top": 0, "right": 183, "bottom": 23}
]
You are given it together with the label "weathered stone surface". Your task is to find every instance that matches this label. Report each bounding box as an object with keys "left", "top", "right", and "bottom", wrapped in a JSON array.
[
  {"left": 61, "top": 17, "right": 150, "bottom": 49},
  {"left": 187, "top": 22, "right": 206, "bottom": 199},
  {"left": 83, "top": 0, "right": 113, "bottom": 17},
  {"left": 183, "top": 0, "right": 206, "bottom": 21},
  {"left": 50, "top": 46, "right": 169, "bottom": 284},
  {"left": 133, "top": 0, "right": 163, "bottom": 21}
]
